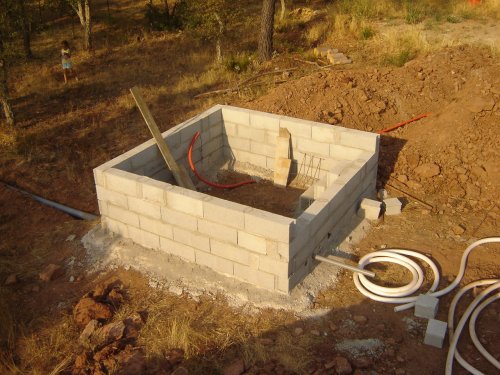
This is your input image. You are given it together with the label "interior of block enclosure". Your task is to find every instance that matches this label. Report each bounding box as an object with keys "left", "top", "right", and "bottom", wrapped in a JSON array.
[{"left": 112, "top": 106, "right": 370, "bottom": 183}]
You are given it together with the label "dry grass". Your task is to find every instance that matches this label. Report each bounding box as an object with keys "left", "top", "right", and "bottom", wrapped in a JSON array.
[
  {"left": 453, "top": 0, "right": 500, "bottom": 19},
  {"left": 375, "top": 28, "right": 432, "bottom": 66}
]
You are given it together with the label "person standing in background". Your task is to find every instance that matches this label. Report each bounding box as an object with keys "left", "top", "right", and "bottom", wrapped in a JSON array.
[{"left": 61, "top": 40, "right": 78, "bottom": 84}]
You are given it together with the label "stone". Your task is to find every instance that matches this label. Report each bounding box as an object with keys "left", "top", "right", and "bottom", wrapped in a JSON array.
[
  {"left": 66, "top": 234, "right": 76, "bottom": 241},
  {"left": 333, "top": 356, "right": 353, "bottom": 375},
  {"left": 353, "top": 315, "right": 368, "bottom": 324},
  {"left": 73, "top": 297, "right": 114, "bottom": 326},
  {"left": 223, "top": 358, "right": 245, "bottom": 375},
  {"left": 5, "top": 273, "right": 17, "bottom": 285},
  {"left": 310, "top": 329, "right": 321, "bottom": 336},
  {"left": 293, "top": 327, "right": 304, "bottom": 336},
  {"left": 414, "top": 163, "right": 440, "bottom": 178},
  {"left": 452, "top": 224, "right": 465, "bottom": 235},
  {"left": 424, "top": 319, "right": 447, "bottom": 348},
  {"left": 171, "top": 367, "right": 189, "bottom": 375},
  {"left": 352, "top": 356, "right": 372, "bottom": 369},
  {"left": 39, "top": 264, "right": 63, "bottom": 282},
  {"left": 465, "top": 96, "right": 495, "bottom": 113}
]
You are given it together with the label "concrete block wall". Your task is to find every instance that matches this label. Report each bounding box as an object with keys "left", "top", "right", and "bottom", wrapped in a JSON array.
[
  {"left": 220, "top": 106, "right": 378, "bottom": 182},
  {"left": 94, "top": 104, "right": 379, "bottom": 293}
]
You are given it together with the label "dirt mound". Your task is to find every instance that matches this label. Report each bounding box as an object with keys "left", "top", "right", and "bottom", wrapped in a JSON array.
[{"left": 244, "top": 45, "right": 499, "bottom": 214}]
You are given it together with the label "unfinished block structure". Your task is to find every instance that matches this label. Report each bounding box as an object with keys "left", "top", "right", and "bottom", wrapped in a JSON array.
[{"left": 94, "top": 105, "right": 379, "bottom": 293}]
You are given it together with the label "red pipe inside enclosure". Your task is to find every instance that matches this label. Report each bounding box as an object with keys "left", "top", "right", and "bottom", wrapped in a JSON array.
[{"left": 188, "top": 131, "right": 256, "bottom": 189}]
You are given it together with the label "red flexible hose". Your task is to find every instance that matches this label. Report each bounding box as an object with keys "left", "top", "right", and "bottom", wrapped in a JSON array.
[
  {"left": 188, "top": 131, "right": 256, "bottom": 189},
  {"left": 377, "top": 113, "right": 430, "bottom": 134}
]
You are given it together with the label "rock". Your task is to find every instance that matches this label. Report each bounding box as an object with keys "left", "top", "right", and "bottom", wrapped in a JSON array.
[
  {"left": 449, "top": 181, "right": 466, "bottom": 198},
  {"left": 5, "top": 273, "right": 17, "bottom": 285},
  {"left": 80, "top": 319, "right": 100, "bottom": 345},
  {"left": 465, "top": 96, "right": 495, "bottom": 113},
  {"left": 259, "top": 338, "right": 274, "bottom": 345},
  {"left": 352, "top": 357, "right": 372, "bottom": 369},
  {"left": 107, "top": 289, "right": 124, "bottom": 307},
  {"left": 165, "top": 349, "right": 184, "bottom": 366},
  {"left": 414, "top": 163, "right": 440, "bottom": 178},
  {"left": 407, "top": 180, "right": 422, "bottom": 190},
  {"left": 333, "top": 356, "right": 352, "bottom": 375},
  {"left": 73, "top": 297, "right": 113, "bottom": 326},
  {"left": 452, "top": 224, "right": 466, "bottom": 235},
  {"left": 396, "top": 174, "right": 408, "bottom": 183},
  {"left": 171, "top": 367, "right": 189, "bottom": 375},
  {"left": 324, "top": 360, "right": 336, "bottom": 369},
  {"left": 113, "top": 347, "right": 147, "bottom": 375},
  {"left": 353, "top": 315, "right": 368, "bottom": 324},
  {"left": 124, "top": 312, "right": 146, "bottom": 340},
  {"left": 293, "top": 327, "right": 304, "bottom": 336},
  {"left": 310, "top": 329, "right": 321, "bottom": 336},
  {"left": 223, "top": 358, "right": 245, "bottom": 375},
  {"left": 466, "top": 183, "right": 481, "bottom": 198},
  {"left": 407, "top": 154, "right": 420, "bottom": 169},
  {"left": 66, "top": 234, "right": 76, "bottom": 241},
  {"left": 39, "top": 264, "right": 63, "bottom": 282}
]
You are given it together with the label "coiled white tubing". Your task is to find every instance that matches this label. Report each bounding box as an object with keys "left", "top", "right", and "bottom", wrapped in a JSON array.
[{"left": 353, "top": 237, "right": 500, "bottom": 374}]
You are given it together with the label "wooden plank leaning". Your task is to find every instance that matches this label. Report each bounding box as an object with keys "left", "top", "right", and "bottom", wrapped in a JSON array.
[{"left": 129, "top": 86, "right": 196, "bottom": 191}]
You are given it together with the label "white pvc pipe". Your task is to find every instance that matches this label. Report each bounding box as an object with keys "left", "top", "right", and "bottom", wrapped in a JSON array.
[{"left": 353, "top": 237, "right": 500, "bottom": 311}]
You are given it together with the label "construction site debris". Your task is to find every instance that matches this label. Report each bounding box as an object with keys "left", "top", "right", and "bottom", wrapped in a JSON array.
[
  {"left": 424, "top": 319, "right": 448, "bottom": 348},
  {"left": 383, "top": 197, "right": 402, "bottom": 216},
  {"left": 273, "top": 128, "right": 292, "bottom": 187},
  {"left": 358, "top": 198, "right": 382, "bottom": 220},
  {"left": 415, "top": 294, "right": 439, "bottom": 319}
]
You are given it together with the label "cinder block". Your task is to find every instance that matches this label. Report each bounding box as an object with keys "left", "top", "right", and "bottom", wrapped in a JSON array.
[
  {"left": 250, "top": 140, "right": 275, "bottom": 157},
  {"left": 205, "top": 106, "right": 223, "bottom": 126},
  {"left": 238, "top": 231, "right": 267, "bottom": 254},
  {"left": 238, "top": 125, "right": 266, "bottom": 142},
  {"left": 357, "top": 198, "right": 381, "bottom": 220},
  {"left": 311, "top": 123, "right": 341, "bottom": 143},
  {"left": 130, "top": 146, "right": 159, "bottom": 171},
  {"left": 249, "top": 111, "right": 280, "bottom": 132},
  {"left": 178, "top": 119, "right": 202, "bottom": 143},
  {"left": 93, "top": 167, "right": 106, "bottom": 187},
  {"left": 159, "top": 237, "right": 196, "bottom": 262},
  {"left": 297, "top": 137, "right": 330, "bottom": 157},
  {"left": 107, "top": 204, "right": 140, "bottom": 227},
  {"left": 208, "top": 122, "right": 223, "bottom": 139},
  {"left": 128, "top": 226, "right": 160, "bottom": 249},
  {"left": 226, "top": 136, "right": 251, "bottom": 152},
  {"left": 195, "top": 250, "right": 233, "bottom": 275},
  {"left": 384, "top": 197, "right": 402, "bottom": 215},
  {"left": 234, "top": 263, "right": 275, "bottom": 291},
  {"left": 299, "top": 185, "right": 315, "bottom": 211},
  {"left": 244, "top": 209, "right": 294, "bottom": 243},
  {"left": 203, "top": 198, "right": 247, "bottom": 229},
  {"left": 247, "top": 152, "right": 267, "bottom": 168},
  {"left": 97, "top": 200, "right": 109, "bottom": 216},
  {"left": 266, "top": 157, "right": 275, "bottom": 170},
  {"left": 161, "top": 207, "right": 197, "bottom": 231},
  {"left": 140, "top": 178, "right": 172, "bottom": 204},
  {"left": 415, "top": 294, "right": 439, "bottom": 319},
  {"left": 222, "top": 106, "right": 250, "bottom": 126},
  {"left": 211, "top": 239, "right": 249, "bottom": 265},
  {"left": 223, "top": 122, "right": 238, "bottom": 136},
  {"left": 201, "top": 136, "right": 223, "bottom": 158},
  {"left": 424, "top": 319, "right": 447, "bottom": 348},
  {"left": 173, "top": 227, "right": 210, "bottom": 252},
  {"left": 139, "top": 216, "right": 173, "bottom": 239},
  {"left": 103, "top": 217, "right": 129, "bottom": 237},
  {"left": 165, "top": 186, "right": 204, "bottom": 217},
  {"left": 105, "top": 169, "right": 141, "bottom": 197},
  {"left": 330, "top": 144, "right": 364, "bottom": 160},
  {"left": 96, "top": 185, "right": 128, "bottom": 209},
  {"left": 340, "top": 129, "right": 379, "bottom": 151},
  {"left": 128, "top": 197, "right": 161, "bottom": 219},
  {"left": 279, "top": 117, "right": 312, "bottom": 139},
  {"left": 198, "top": 219, "right": 237, "bottom": 244},
  {"left": 258, "top": 256, "right": 290, "bottom": 279}
]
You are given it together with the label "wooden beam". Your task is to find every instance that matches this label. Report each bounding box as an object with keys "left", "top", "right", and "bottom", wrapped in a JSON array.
[{"left": 130, "top": 87, "right": 196, "bottom": 190}]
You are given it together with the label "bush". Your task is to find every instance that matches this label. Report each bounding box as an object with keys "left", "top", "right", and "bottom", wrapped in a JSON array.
[
  {"left": 224, "top": 54, "right": 251, "bottom": 73},
  {"left": 359, "top": 26, "right": 375, "bottom": 39},
  {"left": 144, "top": 2, "right": 183, "bottom": 31}
]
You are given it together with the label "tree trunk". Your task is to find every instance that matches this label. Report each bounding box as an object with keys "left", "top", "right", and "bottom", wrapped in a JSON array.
[
  {"left": 83, "top": 0, "right": 92, "bottom": 50},
  {"left": 280, "top": 0, "right": 286, "bottom": 21},
  {"left": 258, "top": 0, "right": 276, "bottom": 61},
  {"left": 0, "top": 33, "right": 15, "bottom": 127},
  {"left": 214, "top": 13, "right": 223, "bottom": 64},
  {"left": 20, "top": 0, "right": 33, "bottom": 58}
]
